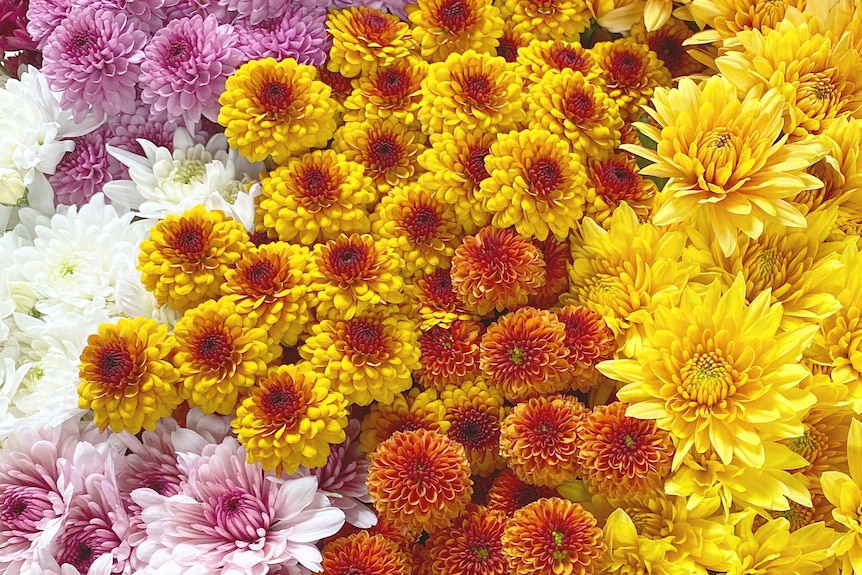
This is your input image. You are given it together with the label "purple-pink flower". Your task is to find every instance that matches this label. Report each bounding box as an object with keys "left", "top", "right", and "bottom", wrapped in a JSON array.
[
  {"left": 74, "top": 0, "right": 167, "bottom": 35},
  {"left": 25, "top": 0, "right": 71, "bottom": 48},
  {"left": 49, "top": 126, "right": 119, "bottom": 208},
  {"left": 234, "top": 5, "right": 329, "bottom": 66}
]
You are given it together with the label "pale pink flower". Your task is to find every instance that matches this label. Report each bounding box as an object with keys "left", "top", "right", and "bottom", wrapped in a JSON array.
[{"left": 234, "top": 6, "right": 329, "bottom": 66}]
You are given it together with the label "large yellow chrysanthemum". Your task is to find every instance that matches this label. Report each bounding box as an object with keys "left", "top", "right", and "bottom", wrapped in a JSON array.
[
  {"left": 592, "top": 0, "right": 674, "bottom": 33},
  {"left": 601, "top": 509, "right": 690, "bottom": 575},
  {"left": 499, "top": 0, "right": 592, "bottom": 41},
  {"left": 342, "top": 57, "right": 429, "bottom": 127},
  {"left": 478, "top": 129, "right": 587, "bottom": 241},
  {"left": 327, "top": 7, "right": 414, "bottom": 78},
  {"left": 407, "top": 0, "right": 505, "bottom": 63},
  {"left": 821, "top": 419, "right": 862, "bottom": 575},
  {"left": 687, "top": 0, "right": 807, "bottom": 47},
  {"left": 599, "top": 275, "right": 818, "bottom": 470},
  {"left": 626, "top": 76, "right": 828, "bottom": 257}
]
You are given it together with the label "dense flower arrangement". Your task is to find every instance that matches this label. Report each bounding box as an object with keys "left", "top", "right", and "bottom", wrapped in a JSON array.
[{"left": 1, "top": 0, "right": 862, "bottom": 573}]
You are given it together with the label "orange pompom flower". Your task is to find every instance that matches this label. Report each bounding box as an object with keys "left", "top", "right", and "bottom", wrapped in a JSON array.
[
  {"left": 555, "top": 305, "right": 616, "bottom": 386},
  {"left": 359, "top": 386, "right": 450, "bottom": 454},
  {"left": 322, "top": 531, "right": 412, "bottom": 575},
  {"left": 327, "top": 7, "right": 413, "bottom": 77},
  {"left": 416, "top": 321, "right": 483, "bottom": 391},
  {"left": 406, "top": 268, "right": 480, "bottom": 329},
  {"left": 528, "top": 237, "right": 573, "bottom": 309},
  {"left": 441, "top": 378, "right": 508, "bottom": 476},
  {"left": 425, "top": 505, "right": 508, "bottom": 575},
  {"left": 583, "top": 153, "right": 656, "bottom": 227},
  {"left": 487, "top": 469, "right": 558, "bottom": 516}
]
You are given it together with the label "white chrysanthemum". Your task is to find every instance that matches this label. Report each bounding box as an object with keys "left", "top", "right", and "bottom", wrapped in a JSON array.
[
  {"left": 0, "top": 358, "right": 30, "bottom": 440},
  {"left": 114, "top": 276, "right": 181, "bottom": 328}
]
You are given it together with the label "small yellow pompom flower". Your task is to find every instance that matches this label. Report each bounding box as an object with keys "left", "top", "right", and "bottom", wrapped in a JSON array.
[
  {"left": 172, "top": 298, "right": 281, "bottom": 415},
  {"left": 78, "top": 317, "right": 181, "bottom": 434},
  {"left": 259, "top": 150, "right": 376, "bottom": 245},
  {"left": 219, "top": 57, "right": 338, "bottom": 164},
  {"left": 441, "top": 378, "right": 508, "bottom": 476},
  {"left": 138, "top": 205, "right": 251, "bottom": 313},
  {"left": 407, "top": 0, "right": 504, "bottom": 63},
  {"left": 500, "top": 0, "right": 592, "bottom": 41},
  {"left": 515, "top": 39, "right": 594, "bottom": 85},
  {"left": 233, "top": 361, "right": 348, "bottom": 474},
  {"left": 479, "top": 129, "right": 587, "bottom": 241},
  {"left": 327, "top": 6, "right": 414, "bottom": 78},
  {"left": 591, "top": 38, "right": 671, "bottom": 122},
  {"left": 342, "top": 57, "right": 429, "bottom": 126},
  {"left": 360, "top": 386, "right": 450, "bottom": 453},
  {"left": 583, "top": 153, "right": 656, "bottom": 227}
]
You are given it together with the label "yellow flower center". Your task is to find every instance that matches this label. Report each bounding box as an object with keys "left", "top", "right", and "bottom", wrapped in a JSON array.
[
  {"left": 680, "top": 352, "right": 735, "bottom": 407},
  {"left": 786, "top": 426, "right": 826, "bottom": 466},
  {"left": 170, "top": 160, "right": 206, "bottom": 185}
]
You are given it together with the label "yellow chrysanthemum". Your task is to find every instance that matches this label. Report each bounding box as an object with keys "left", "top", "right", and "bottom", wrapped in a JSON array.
[
  {"left": 138, "top": 205, "right": 251, "bottom": 313},
  {"left": 418, "top": 50, "right": 525, "bottom": 135},
  {"left": 583, "top": 153, "right": 656, "bottom": 227},
  {"left": 408, "top": 0, "right": 504, "bottom": 62},
  {"left": 78, "top": 317, "right": 181, "bottom": 434},
  {"left": 172, "top": 298, "right": 280, "bottom": 415},
  {"left": 687, "top": 0, "right": 808, "bottom": 47},
  {"left": 630, "top": 17, "right": 705, "bottom": 78},
  {"left": 259, "top": 150, "right": 376, "bottom": 245},
  {"left": 526, "top": 69, "right": 623, "bottom": 161},
  {"left": 232, "top": 361, "right": 348, "bottom": 473},
  {"left": 299, "top": 308, "right": 421, "bottom": 406},
  {"left": 594, "top": 0, "right": 674, "bottom": 33},
  {"left": 496, "top": 23, "right": 529, "bottom": 63},
  {"left": 479, "top": 129, "right": 587, "bottom": 241},
  {"left": 405, "top": 269, "right": 480, "bottom": 329},
  {"left": 441, "top": 378, "right": 508, "bottom": 476},
  {"left": 591, "top": 38, "right": 671, "bottom": 123},
  {"left": 821, "top": 419, "right": 862, "bottom": 574},
  {"left": 499, "top": 0, "right": 592, "bottom": 41},
  {"left": 371, "top": 182, "right": 464, "bottom": 277},
  {"left": 627, "top": 75, "right": 828, "bottom": 257},
  {"left": 326, "top": 7, "right": 413, "bottom": 78},
  {"left": 602, "top": 509, "right": 690, "bottom": 575},
  {"left": 220, "top": 242, "right": 315, "bottom": 346},
  {"left": 342, "top": 57, "right": 428, "bottom": 127},
  {"left": 600, "top": 275, "right": 818, "bottom": 470},
  {"left": 219, "top": 57, "right": 338, "bottom": 164},
  {"left": 359, "top": 386, "right": 450, "bottom": 453},
  {"left": 515, "top": 39, "right": 595, "bottom": 85},
  {"left": 563, "top": 202, "right": 697, "bottom": 357}
]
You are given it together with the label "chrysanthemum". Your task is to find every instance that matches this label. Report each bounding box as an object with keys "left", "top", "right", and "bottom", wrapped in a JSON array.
[
  {"left": 591, "top": 38, "right": 671, "bottom": 122},
  {"left": 317, "top": 63, "right": 355, "bottom": 112},
  {"left": 526, "top": 70, "right": 623, "bottom": 162},
  {"left": 450, "top": 226, "right": 546, "bottom": 316},
  {"left": 371, "top": 182, "right": 463, "bottom": 277},
  {"left": 496, "top": 24, "right": 528, "bottom": 63},
  {"left": 441, "top": 378, "right": 507, "bottom": 475},
  {"left": 41, "top": 8, "right": 146, "bottom": 122},
  {"left": 479, "top": 129, "right": 587, "bottom": 241},
  {"left": 417, "top": 127, "right": 496, "bottom": 233},
  {"left": 515, "top": 39, "right": 594, "bottom": 85},
  {"left": 259, "top": 150, "right": 376, "bottom": 245},
  {"left": 600, "top": 275, "right": 818, "bottom": 470},
  {"left": 418, "top": 50, "right": 525, "bottom": 135},
  {"left": 630, "top": 16, "right": 703, "bottom": 78},
  {"left": 78, "top": 317, "right": 181, "bottom": 434},
  {"left": 173, "top": 298, "right": 280, "bottom": 415},
  {"left": 627, "top": 76, "right": 828, "bottom": 257},
  {"left": 527, "top": 237, "right": 572, "bottom": 309},
  {"left": 232, "top": 361, "right": 348, "bottom": 473},
  {"left": 332, "top": 117, "right": 426, "bottom": 193},
  {"left": 327, "top": 6, "right": 413, "bottom": 78},
  {"left": 300, "top": 308, "right": 420, "bottom": 406},
  {"left": 601, "top": 508, "right": 686, "bottom": 575},
  {"left": 416, "top": 321, "right": 483, "bottom": 390},
  {"left": 583, "top": 153, "right": 656, "bottom": 227},
  {"left": 138, "top": 205, "right": 252, "bottom": 313},
  {"left": 820, "top": 419, "right": 862, "bottom": 574},
  {"left": 343, "top": 57, "right": 428, "bottom": 126},
  {"left": 553, "top": 305, "right": 614, "bottom": 389},
  {"left": 407, "top": 268, "right": 480, "bottom": 329},
  {"left": 218, "top": 57, "right": 338, "bottom": 164},
  {"left": 49, "top": 126, "right": 117, "bottom": 207},
  {"left": 220, "top": 241, "right": 315, "bottom": 346},
  {"left": 322, "top": 531, "right": 412, "bottom": 575},
  {"left": 425, "top": 505, "right": 508, "bottom": 575},
  {"left": 367, "top": 428, "right": 473, "bottom": 533},
  {"left": 106, "top": 107, "right": 177, "bottom": 178},
  {"left": 139, "top": 16, "right": 241, "bottom": 130},
  {"left": 687, "top": 0, "right": 809, "bottom": 47},
  {"left": 310, "top": 233, "right": 404, "bottom": 320},
  {"left": 502, "top": 497, "right": 605, "bottom": 575},
  {"left": 499, "top": 395, "right": 586, "bottom": 487},
  {"left": 234, "top": 5, "right": 329, "bottom": 65},
  {"left": 359, "top": 387, "right": 450, "bottom": 453},
  {"left": 407, "top": 0, "right": 504, "bottom": 62},
  {"left": 480, "top": 307, "right": 571, "bottom": 401},
  {"left": 499, "top": 0, "right": 591, "bottom": 41},
  {"left": 486, "top": 469, "right": 558, "bottom": 516}
]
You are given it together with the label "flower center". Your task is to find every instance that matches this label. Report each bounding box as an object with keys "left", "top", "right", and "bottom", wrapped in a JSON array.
[
  {"left": 438, "top": 0, "right": 471, "bottom": 34},
  {"left": 528, "top": 157, "right": 563, "bottom": 197},
  {"left": 497, "top": 34, "right": 520, "bottom": 62},
  {"left": 376, "top": 68, "right": 410, "bottom": 98},
  {"left": 650, "top": 35, "right": 682, "bottom": 72},
  {"left": 0, "top": 486, "right": 59, "bottom": 531},
  {"left": 786, "top": 427, "right": 826, "bottom": 465},
  {"left": 407, "top": 456, "right": 435, "bottom": 484},
  {"left": 680, "top": 351, "right": 735, "bottom": 407},
  {"left": 450, "top": 408, "right": 498, "bottom": 450},
  {"left": 509, "top": 345, "right": 528, "bottom": 366},
  {"left": 172, "top": 225, "right": 206, "bottom": 259},
  {"left": 260, "top": 382, "right": 304, "bottom": 427},
  {"left": 465, "top": 146, "right": 490, "bottom": 185},
  {"left": 170, "top": 160, "right": 206, "bottom": 185},
  {"left": 301, "top": 167, "right": 332, "bottom": 201},
  {"left": 259, "top": 81, "right": 293, "bottom": 115},
  {"left": 214, "top": 489, "right": 270, "bottom": 543},
  {"left": 425, "top": 269, "right": 458, "bottom": 306},
  {"left": 68, "top": 32, "right": 95, "bottom": 57},
  {"left": 167, "top": 40, "right": 191, "bottom": 61},
  {"left": 550, "top": 46, "right": 590, "bottom": 72},
  {"left": 345, "top": 320, "right": 385, "bottom": 357},
  {"left": 361, "top": 11, "right": 392, "bottom": 37},
  {"left": 596, "top": 160, "right": 640, "bottom": 201},
  {"left": 329, "top": 244, "right": 368, "bottom": 278},
  {"left": 96, "top": 346, "right": 136, "bottom": 389},
  {"left": 196, "top": 331, "right": 233, "bottom": 367},
  {"left": 368, "top": 135, "right": 402, "bottom": 170},
  {"left": 565, "top": 89, "right": 595, "bottom": 123},
  {"left": 404, "top": 205, "right": 441, "bottom": 242},
  {"left": 775, "top": 501, "right": 815, "bottom": 532},
  {"left": 420, "top": 326, "right": 456, "bottom": 355},
  {"left": 243, "top": 259, "right": 278, "bottom": 292},
  {"left": 462, "top": 74, "right": 492, "bottom": 105},
  {"left": 609, "top": 51, "right": 645, "bottom": 86}
]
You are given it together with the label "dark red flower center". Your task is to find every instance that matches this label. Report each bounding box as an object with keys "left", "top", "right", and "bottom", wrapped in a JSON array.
[
  {"left": 420, "top": 326, "right": 456, "bottom": 355},
  {"left": 462, "top": 74, "right": 492, "bottom": 105},
  {"left": 346, "top": 320, "right": 385, "bottom": 356},
  {"left": 496, "top": 34, "right": 520, "bottom": 62},
  {"left": 595, "top": 159, "right": 640, "bottom": 200},
  {"left": 425, "top": 269, "right": 458, "bottom": 306},
  {"left": 259, "top": 81, "right": 293, "bottom": 115},
  {"left": 67, "top": 32, "right": 95, "bottom": 57},
  {"left": 329, "top": 244, "right": 369, "bottom": 278},
  {"left": 301, "top": 167, "right": 332, "bottom": 200},
  {"left": 609, "top": 51, "right": 645, "bottom": 86},
  {"left": 465, "top": 146, "right": 490, "bottom": 185},
  {"left": 565, "top": 90, "right": 595, "bottom": 123},
  {"left": 368, "top": 135, "right": 402, "bottom": 170},
  {"left": 260, "top": 381, "right": 304, "bottom": 426},
  {"left": 172, "top": 225, "right": 206, "bottom": 259},
  {"left": 376, "top": 68, "right": 411, "bottom": 98},
  {"left": 243, "top": 259, "right": 278, "bottom": 292},
  {"left": 96, "top": 346, "right": 135, "bottom": 389},
  {"left": 450, "top": 408, "right": 499, "bottom": 450},
  {"left": 406, "top": 455, "right": 435, "bottom": 484},
  {"left": 404, "top": 205, "right": 441, "bottom": 242},
  {"left": 195, "top": 330, "right": 233, "bottom": 367},
  {"left": 438, "top": 0, "right": 472, "bottom": 34},
  {"left": 650, "top": 35, "right": 683, "bottom": 72},
  {"left": 248, "top": 231, "right": 274, "bottom": 247},
  {"left": 528, "top": 157, "right": 563, "bottom": 197},
  {"left": 167, "top": 40, "right": 191, "bottom": 61},
  {"left": 360, "top": 11, "right": 394, "bottom": 41},
  {"left": 550, "top": 46, "right": 590, "bottom": 73}
]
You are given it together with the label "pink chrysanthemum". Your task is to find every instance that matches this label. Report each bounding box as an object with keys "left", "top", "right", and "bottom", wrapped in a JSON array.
[
  {"left": 26, "top": 0, "right": 72, "bottom": 48},
  {"left": 74, "top": 0, "right": 167, "bottom": 35},
  {"left": 41, "top": 8, "right": 147, "bottom": 122},
  {"left": 161, "top": 0, "right": 229, "bottom": 23},
  {"left": 234, "top": 5, "right": 329, "bottom": 66},
  {"left": 139, "top": 14, "right": 242, "bottom": 129},
  {"left": 49, "top": 126, "right": 119, "bottom": 207},
  {"left": 0, "top": 0, "right": 34, "bottom": 52},
  {"left": 107, "top": 108, "right": 176, "bottom": 155},
  {"left": 216, "top": 0, "right": 323, "bottom": 25},
  {"left": 330, "top": 0, "right": 413, "bottom": 20}
]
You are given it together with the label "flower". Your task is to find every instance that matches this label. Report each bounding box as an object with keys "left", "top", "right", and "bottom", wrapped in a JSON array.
[
  {"left": 630, "top": 16, "right": 704, "bottom": 78},
  {"left": 48, "top": 126, "right": 117, "bottom": 208},
  {"left": 140, "top": 15, "right": 242, "bottom": 129},
  {"left": 220, "top": 241, "right": 315, "bottom": 346},
  {"left": 601, "top": 508, "right": 689, "bottom": 575},
  {"left": 583, "top": 153, "right": 656, "bottom": 227},
  {"left": 480, "top": 307, "right": 572, "bottom": 401},
  {"left": 591, "top": 38, "right": 671, "bottom": 122},
  {"left": 358, "top": 386, "right": 449, "bottom": 453},
  {"left": 499, "top": 394, "right": 586, "bottom": 487},
  {"left": 299, "top": 308, "right": 420, "bottom": 406},
  {"left": 499, "top": 0, "right": 592, "bottom": 41},
  {"left": 515, "top": 39, "right": 594, "bottom": 85},
  {"left": 173, "top": 298, "right": 279, "bottom": 415},
  {"left": 78, "top": 316, "right": 181, "bottom": 434},
  {"left": 234, "top": 5, "right": 329, "bottom": 66},
  {"left": 416, "top": 321, "right": 483, "bottom": 391},
  {"left": 326, "top": 6, "right": 413, "bottom": 78},
  {"left": 41, "top": 8, "right": 147, "bottom": 122},
  {"left": 321, "top": 531, "right": 411, "bottom": 575},
  {"left": 419, "top": 50, "right": 525, "bottom": 135},
  {"left": 406, "top": 268, "right": 479, "bottom": 329},
  {"left": 502, "top": 497, "right": 605, "bottom": 575},
  {"left": 216, "top": 0, "right": 297, "bottom": 25},
  {"left": 600, "top": 275, "right": 818, "bottom": 470},
  {"left": 627, "top": 76, "right": 828, "bottom": 257},
  {"left": 425, "top": 505, "right": 508, "bottom": 575},
  {"left": 486, "top": 469, "right": 558, "bottom": 516},
  {"left": 232, "top": 361, "right": 348, "bottom": 474},
  {"left": 528, "top": 237, "right": 572, "bottom": 309},
  {"left": 554, "top": 305, "right": 616, "bottom": 389},
  {"left": 407, "top": 0, "right": 505, "bottom": 63},
  {"left": 138, "top": 204, "right": 251, "bottom": 313},
  {"left": 218, "top": 57, "right": 338, "bottom": 164},
  {"left": 367, "top": 428, "right": 473, "bottom": 533},
  {"left": 132, "top": 439, "right": 345, "bottom": 575},
  {"left": 441, "top": 378, "right": 507, "bottom": 475},
  {"left": 450, "top": 226, "right": 546, "bottom": 316},
  {"left": 342, "top": 57, "right": 428, "bottom": 126},
  {"left": 687, "top": 0, "right": 810, "bottom": 47},
  {"left": 479, "top": 128, "right": 587, "bottom": 241},
  {"left": 259, "top": 150, "right": 376, "bottom": 245},
  {"left": 820, "top": 418, "right": 862, "bottom": 574}
]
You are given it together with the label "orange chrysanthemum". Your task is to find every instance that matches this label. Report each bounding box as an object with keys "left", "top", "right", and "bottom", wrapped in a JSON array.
[
  {"left": 583, "top": 153, "right": 656, "bottom": 227},
  {"left": 631, "top": 17, "right": 704, "bottom": 78},
  {"left": 406, "top": 268, "right": 480, "bottom": 329},
  {"left": 343, "top": 57, "right": 428, "bottom": 126},
  {"left": 425, "top": 505, "right": 508, "bottom": 575},
  {"left": 528, "top": 237, "right": 572, "bottom": 309},
  {"left": 442, "top": 378, "right": 508, "bottom": 476},
  {"left": 487, "top": 469, "right": 557, "bottom": 516},
  {"left": 416, "top": 321, "right": 483, "bottom": 391},
  {"left": 310, "top": 233, "right": 405, "bottom": 320},
  {"left": 577, "top": 402, "right": 674, "bottom": 499},
  {"left": 327, "top": 7, "right": 414, "bottom": 77},
  {"left": 555, "top": 305, "right": 616, "bottom": 389},
  {"left": 480, "top": 307, "right": 571, "bottom": 401},
  {"left": 220, "top": 242, "right": 315, "bottom": 346},
  {"left": 515, "top": 40, "right": 594, "bottom": 85},
  {"left": 322, "top": 531, "right": 412, "bottom": 575},
  {"left": 499, "top": 394, "right": 587, "bottom": 487},
  {"left": 317, "top": 63, "right": 355, "bottom": 107},
  {"left": 359, "top": 386, "right": 450, "bottom": 454},
  {"left": 500, "top": 0, "right": 592, "bottom": 41},
  {"left": 450, "top": 226, "right": 546, "bottom": 316},
  {"left": 502, "top": 498, "right": 605, "bottom": 575},
  {"left": 591, "top": 38, "right": 672, "bottom": 122},
  {"left": 367, "top": 428, "right": 473, "bottom": 533},
  {"left": 408, "top": 0, "right": 505, "bottom": 63}
]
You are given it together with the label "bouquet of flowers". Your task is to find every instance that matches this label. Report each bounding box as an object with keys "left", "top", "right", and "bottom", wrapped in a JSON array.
[{"left": 1, "top": 0, "right": 861, "bottom": 573}]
